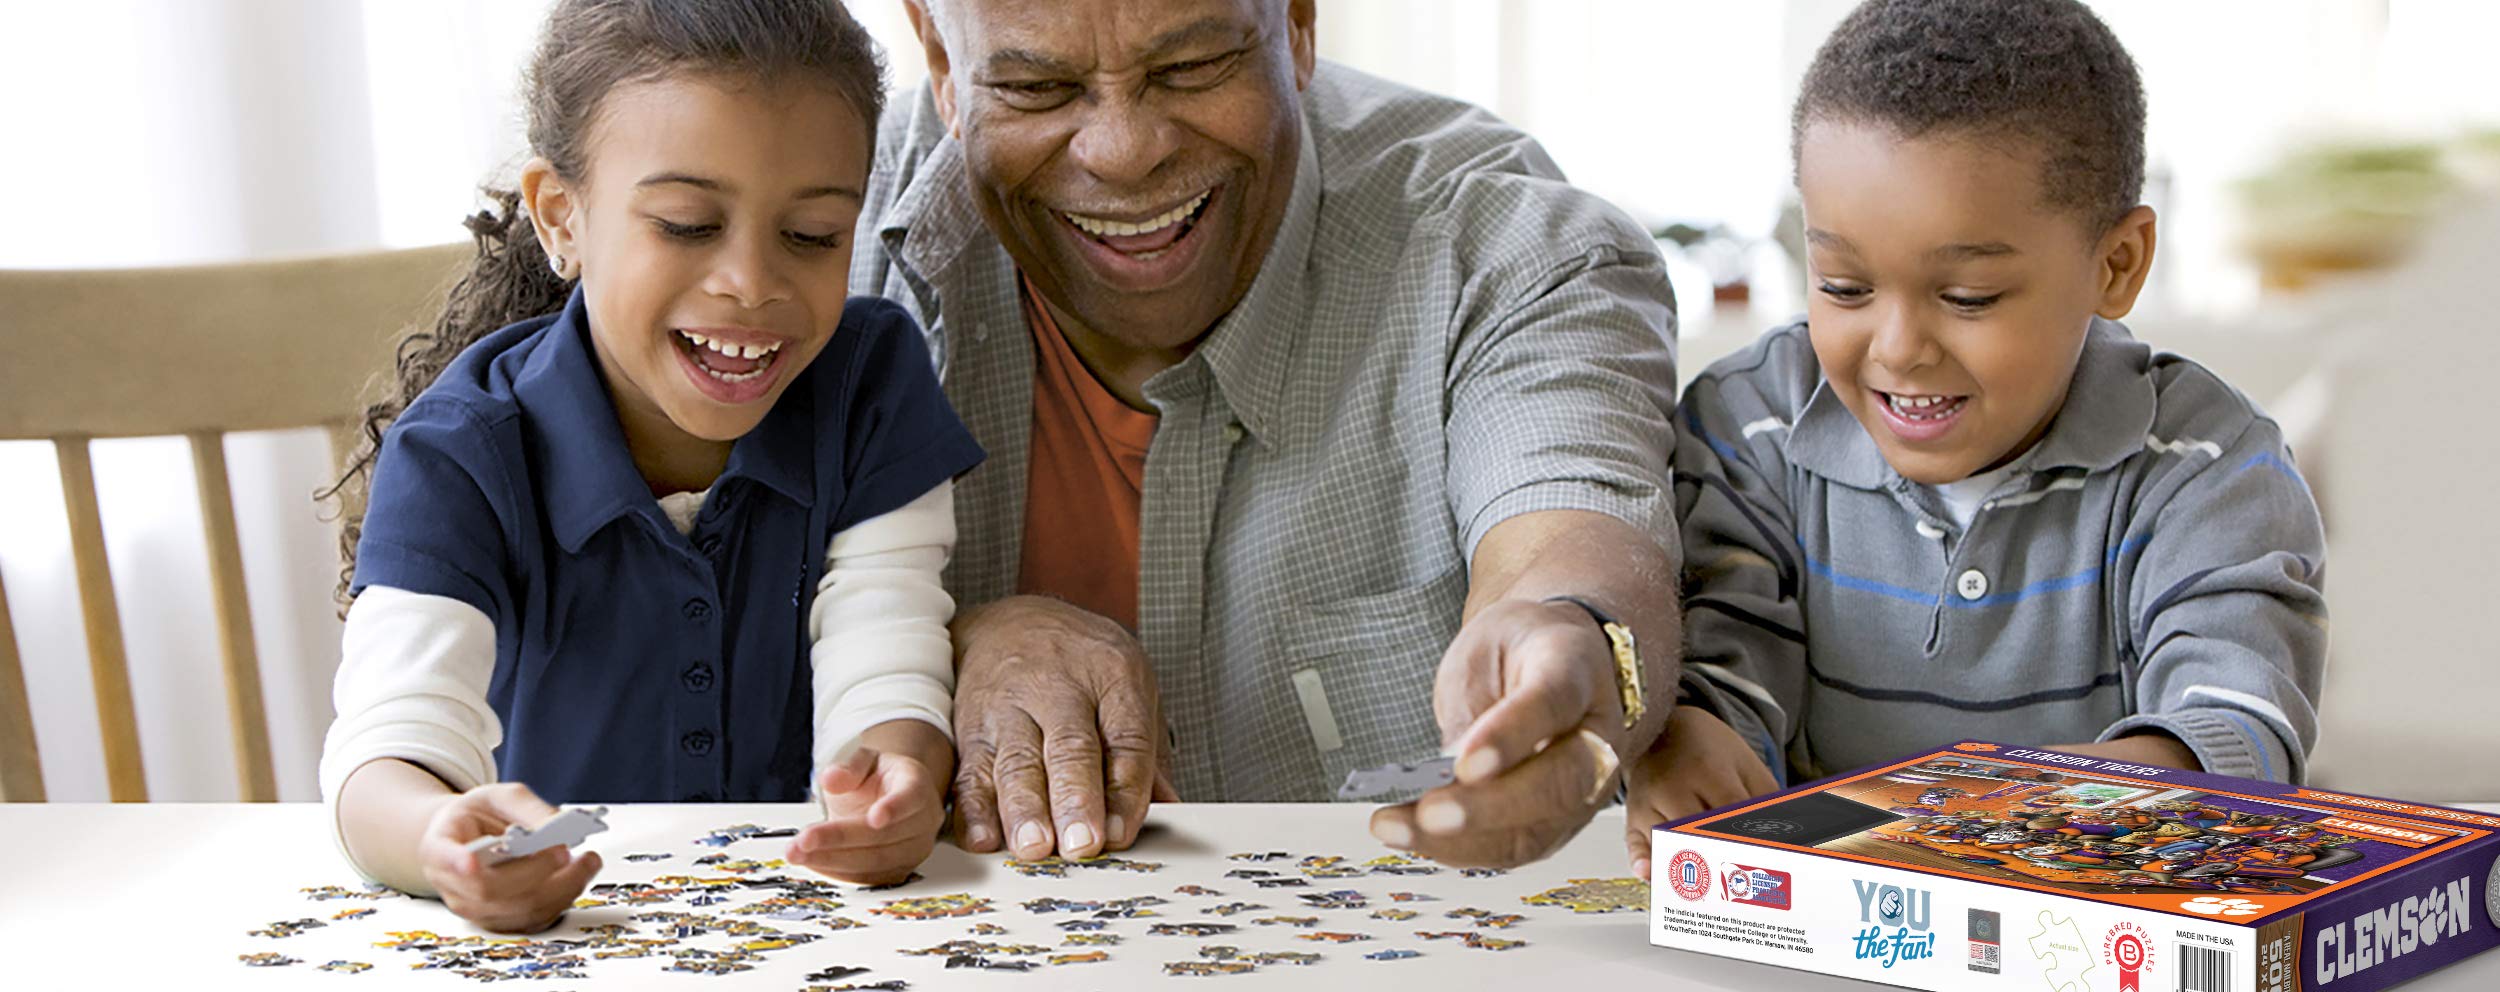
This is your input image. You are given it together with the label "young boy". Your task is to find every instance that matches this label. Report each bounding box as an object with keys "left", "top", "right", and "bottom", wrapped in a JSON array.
[{"left": 1624, "top": 0, "right": 2327, "bottom": 877}]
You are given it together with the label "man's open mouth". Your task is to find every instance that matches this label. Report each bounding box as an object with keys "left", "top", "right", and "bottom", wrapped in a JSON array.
[{"left": 1056, "top": 190, "right": 1215, "bottom": 260}]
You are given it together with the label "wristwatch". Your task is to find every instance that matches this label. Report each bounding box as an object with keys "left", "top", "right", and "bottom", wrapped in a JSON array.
[{"left": 1543, "top": 595, "right": 1645, "bottom": 731}]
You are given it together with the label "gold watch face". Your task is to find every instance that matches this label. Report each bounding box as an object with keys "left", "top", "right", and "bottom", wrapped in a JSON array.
[{"left": 1604, "top": 622, "right": 1643, "bottom": 728}]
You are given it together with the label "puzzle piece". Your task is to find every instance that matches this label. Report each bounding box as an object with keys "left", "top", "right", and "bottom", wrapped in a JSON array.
[
  {"left": 1521, "top": 877, "right": 1649, "bottom": 914},
  {"left": 2026, "top": 910, "right": 2095, "bottom": 992},
  {"left": 467, "top": 805, "right": 609, "bottom": 865},
  {"left": 1337, "top": 755, "right": 1456, "bottom": 799}
]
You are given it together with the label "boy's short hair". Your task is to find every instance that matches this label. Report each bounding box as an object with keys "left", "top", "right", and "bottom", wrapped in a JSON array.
[{"left": 1794, "top": 0, "right": 2147, "bottom": 229}]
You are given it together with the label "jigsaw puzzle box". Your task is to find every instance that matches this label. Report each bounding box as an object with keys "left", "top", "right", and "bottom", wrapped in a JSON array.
[{"left": 1649, "top": 741, "right": 2500, "bottom": 991}]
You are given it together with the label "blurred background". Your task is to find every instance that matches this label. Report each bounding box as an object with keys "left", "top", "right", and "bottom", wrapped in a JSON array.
[{"left": 1, "top": 0, "right": 2493, "bottom": 802}]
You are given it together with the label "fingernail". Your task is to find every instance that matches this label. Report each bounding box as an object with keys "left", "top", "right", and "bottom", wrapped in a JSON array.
[
  {"left": 1063, "top": 822, "right": 1097, "bottom": 854},
  {"left": 1014, "top": 820, "right": 1047, "bottom": 855},
  {"left": 965, "top": 823, "right": 995, "bottom": 850},
  {"left": 1108, "top": 815, "right": 1127, "bottom": 845},
  {"left": 1633, "top": 857, "right": 1652, "bottom": 880},
  {"left": 1458, "top": 747, "right": 1502, "bottom": 783},
  {"left": 1373, "top": 818, "right": 1414, "bottom": 849},
  {"left": 1418, "top": 799, "right": 1466, "bottom": 834}
]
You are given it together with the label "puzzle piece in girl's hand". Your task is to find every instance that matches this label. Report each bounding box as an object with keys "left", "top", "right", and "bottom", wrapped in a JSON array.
[
  {"left": 1337, "top": 755, "right": 1456, "bottom": 799},
  {"left": 468, "top": 806, "right": 609, "bottom": 865}
]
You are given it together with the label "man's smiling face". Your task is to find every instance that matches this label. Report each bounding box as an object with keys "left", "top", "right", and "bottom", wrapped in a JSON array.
[{"left": 910, "top": 0, "right": 1316, "bottom": 352}]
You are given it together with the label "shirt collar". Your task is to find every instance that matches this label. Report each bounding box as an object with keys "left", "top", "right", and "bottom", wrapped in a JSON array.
[
  {"left": 1787, "top": 316, "right": 2157, "bottom": 490},
  {"left": 515, "top": 287, "right": 816, "bottom": 553},
  {"left": 1174, "top": 122, "right": 1320, "bottom": 443}
]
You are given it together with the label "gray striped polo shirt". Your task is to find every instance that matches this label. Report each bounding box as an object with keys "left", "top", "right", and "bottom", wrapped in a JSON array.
[{"left": 1676, "top": 319, "right": 2327, "bottom": 784}]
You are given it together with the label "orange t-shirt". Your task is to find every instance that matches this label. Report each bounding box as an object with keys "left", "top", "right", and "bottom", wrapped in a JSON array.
[{"left": 1016, "top": 279, "right": 1155, "bottom": 631}]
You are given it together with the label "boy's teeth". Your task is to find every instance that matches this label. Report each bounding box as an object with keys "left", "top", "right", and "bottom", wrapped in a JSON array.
[{"left": 1064, "top": 192, "right": 1209, "bottom": 238}]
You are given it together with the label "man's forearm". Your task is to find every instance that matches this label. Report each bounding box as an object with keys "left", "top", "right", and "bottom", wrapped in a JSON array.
[{"left": 1467, "top": 509, "right": 1682, "bottom": 755}]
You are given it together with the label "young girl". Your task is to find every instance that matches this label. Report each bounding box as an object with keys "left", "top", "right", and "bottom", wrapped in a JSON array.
[{"left": 318, "top": 0, "right": 982, "bottom": 933}]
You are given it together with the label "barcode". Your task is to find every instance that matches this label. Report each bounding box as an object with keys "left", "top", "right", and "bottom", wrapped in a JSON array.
[{"left": 2179, "top": 943, "right": 2233, "bottom": 992}]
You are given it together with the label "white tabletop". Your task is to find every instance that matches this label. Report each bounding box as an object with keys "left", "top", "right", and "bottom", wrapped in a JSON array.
[{"left": 2, "top": 802, "right": 2495, "bottom": 990}]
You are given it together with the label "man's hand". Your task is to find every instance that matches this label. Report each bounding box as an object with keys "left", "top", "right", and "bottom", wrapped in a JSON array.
[
  {"left": 417, "top": 783, "right": 604, "bottom": 934},
  {"left": 788, "top": 720, "right": 953, "bottom": 886},
  {"left": 1368, "top": 598, "right": 1630, "bottom": 868},
  {"left": 1622, "top": 706, "right": 1780, "bottom": 879},
  {"left": 949, "top": 596, "right": 1178, "bottom": 862}
]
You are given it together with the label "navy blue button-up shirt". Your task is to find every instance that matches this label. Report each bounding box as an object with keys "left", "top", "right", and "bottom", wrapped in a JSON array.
[{"left": 351, "top": 289, "right": 982, "bottom": 803}]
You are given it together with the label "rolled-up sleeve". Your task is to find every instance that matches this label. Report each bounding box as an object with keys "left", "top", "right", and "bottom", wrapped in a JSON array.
[{"left": 1445, "top": 248, "right": 1679, "bottom": 558}]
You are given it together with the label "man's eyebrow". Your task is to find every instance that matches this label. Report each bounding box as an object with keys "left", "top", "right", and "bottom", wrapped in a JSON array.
[
  {"left": 1930, "top": 242, "right": 2020, "bottom": 261},
  {"left": 982, "top": 48, "right": 1080, "bottom": 77},
  {"left": 1143, "top": 17, "right": 1254, "bottom": 60},
  {"left": 979, "top": 18, "right": 1253, "bottom": 77}
]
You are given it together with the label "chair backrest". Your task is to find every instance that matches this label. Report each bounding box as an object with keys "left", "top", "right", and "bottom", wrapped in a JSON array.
[{"left": 0, "top": 243, "right": 469, "bottom": 802}]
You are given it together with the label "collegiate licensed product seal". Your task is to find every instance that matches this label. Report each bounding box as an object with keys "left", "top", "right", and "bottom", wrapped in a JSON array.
[{"left": 1665, "top": 850, "right": 1713, "bottom": 902}]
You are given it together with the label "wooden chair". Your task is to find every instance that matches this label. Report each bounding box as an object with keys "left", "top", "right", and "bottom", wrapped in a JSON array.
[{"left": 0, "top": 243, "right": 468, "bottom": 802}]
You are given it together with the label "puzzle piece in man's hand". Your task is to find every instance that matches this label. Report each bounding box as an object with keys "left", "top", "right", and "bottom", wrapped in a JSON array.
[
  {"left": 467, "top": 806, "right": 609, "bottom": 866},
  {"left": 1337, "top": 755, "right": 1457, "bottom": 800}
]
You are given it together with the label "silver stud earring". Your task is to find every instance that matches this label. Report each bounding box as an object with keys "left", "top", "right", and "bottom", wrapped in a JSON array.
[{"left": 548, "top": 253, "right": 566, "bottom": 278}]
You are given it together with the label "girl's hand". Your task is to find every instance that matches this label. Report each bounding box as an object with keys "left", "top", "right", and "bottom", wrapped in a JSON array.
[
  {"left": 1622, "top": 706, "right": 1781, "bottom": 879},
  {"left": 788, "top": 742, "right": 947, "bottom": 885},
  {"left": 418, "top": 782, "right": 604, "bottom": 933}
]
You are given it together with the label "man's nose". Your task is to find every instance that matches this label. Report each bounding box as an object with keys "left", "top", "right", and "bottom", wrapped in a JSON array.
[{"left": 1067, "top": 95, "right": 1181, "bottom": 188}]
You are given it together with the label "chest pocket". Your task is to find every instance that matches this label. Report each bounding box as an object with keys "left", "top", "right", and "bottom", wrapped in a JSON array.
[{"left": 1280, "top": 564, "right": 1467, "bottom": 801}]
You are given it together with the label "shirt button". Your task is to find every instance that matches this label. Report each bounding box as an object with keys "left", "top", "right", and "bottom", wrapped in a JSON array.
[
  {"left": 1956, "top": 569, "right": 1991, "bottom": 601},
  {"left": 681, "top": 729, "right": 715, "bottom": 756},
  {"left": 682, "top": 662, "right": 715, "bottom": 693},
  {"left": 1223, "top": 422, "right": 1245, "bottom": 445},
  {"left": 683, "top": 598, "right": 712, "bottom": 621}
]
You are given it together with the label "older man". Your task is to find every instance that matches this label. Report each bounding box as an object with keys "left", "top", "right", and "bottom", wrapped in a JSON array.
[{"left": 853, "top": 0, "right": 1681, "bottom": 869}]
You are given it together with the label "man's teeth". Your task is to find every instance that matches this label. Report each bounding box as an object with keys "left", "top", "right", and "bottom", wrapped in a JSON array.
[
  {"left": 1063, "top": 192, "right": 1209, "bottom": 238},
  {"left": 679, "top": 331, "right": 783, "bottom": 361},
  {"left": 1887, "top": 393, "right": 1964, "bottom": 420}
]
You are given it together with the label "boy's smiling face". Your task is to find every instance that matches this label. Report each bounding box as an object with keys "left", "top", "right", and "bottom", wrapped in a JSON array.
[{"left": 1797, "top": 120, "right": 2155, "bottom": 486}]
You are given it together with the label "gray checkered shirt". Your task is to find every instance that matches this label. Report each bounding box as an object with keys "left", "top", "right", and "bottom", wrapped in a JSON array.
[{"left": 851, "top": 63, "right": 1678, "bottom": 801}]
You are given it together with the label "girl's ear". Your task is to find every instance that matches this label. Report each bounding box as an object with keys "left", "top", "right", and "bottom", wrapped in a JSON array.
[
  {"left": 520, "top": 157, "right": 583, "bottom": 280},
  {"left": 2093, "top": 204, "right": 2158, "bottom": 321}
]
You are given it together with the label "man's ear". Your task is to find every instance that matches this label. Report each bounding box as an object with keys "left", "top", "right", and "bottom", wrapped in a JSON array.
[
  {"left": 1287, "top": 0, "right": 1317, "bottom": 89},
  {"left": 2094, "top": 204, "right": 2157, "bottom": 320},
  {"left": 519, "top": 156, "right": 582, "bottom": 279},
  {"left": 903, "top": 0, "right": 960, "bottom": 138}
]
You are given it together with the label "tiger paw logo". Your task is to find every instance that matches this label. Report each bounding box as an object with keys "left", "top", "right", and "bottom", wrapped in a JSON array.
[
  {"left": 1953, "top": 743, "right": 2002, "bottom": 753},
  {"left": 2181, "top": 897, "right": 2263, "bottom": 917}
]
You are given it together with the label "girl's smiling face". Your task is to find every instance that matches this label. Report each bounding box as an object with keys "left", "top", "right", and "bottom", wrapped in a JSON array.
[
  {"left": 1796, "top": 119, "right": 2155, "bottom": 486},
  {"left": 524, "top": 73, "right": 869, "bottom": 482}
]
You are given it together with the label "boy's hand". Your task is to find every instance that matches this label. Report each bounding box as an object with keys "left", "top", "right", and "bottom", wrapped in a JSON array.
[
  {"left": 418, "top": 783, "right": 603, "bottom": 933},
  {"left": 789, "top": 738, "right": 948, "bottom": 886},
  {"left": 1623, "top": 706, "right": 1780, "bottom": 879}
]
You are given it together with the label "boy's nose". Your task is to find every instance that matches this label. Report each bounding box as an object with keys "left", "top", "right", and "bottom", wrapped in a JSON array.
[{"left": 1868, "top": 310, "right": 1943, "bottom": 374}]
